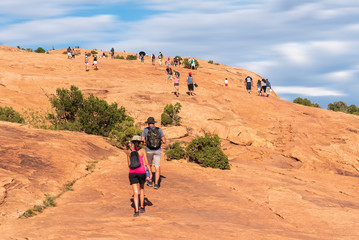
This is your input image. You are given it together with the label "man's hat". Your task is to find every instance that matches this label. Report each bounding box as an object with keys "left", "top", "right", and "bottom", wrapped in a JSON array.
[{"left": 145, "top": 117, "right": 156, "bottom": 124}]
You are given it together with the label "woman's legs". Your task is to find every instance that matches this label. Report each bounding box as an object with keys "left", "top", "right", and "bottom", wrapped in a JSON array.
[
  {"left": 139, "top": 183, "right": 145, "bottom": 208},
  {"left": 132, "top": 183, "right": 139, "bottom": 212}
]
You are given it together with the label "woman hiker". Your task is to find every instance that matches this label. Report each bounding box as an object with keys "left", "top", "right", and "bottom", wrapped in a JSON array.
[
  {"left": 187, "top": 72, "right": 196, "bottom": 96},
  {"left": 127, "top": 135, "right": 152, "bottom": 217}
]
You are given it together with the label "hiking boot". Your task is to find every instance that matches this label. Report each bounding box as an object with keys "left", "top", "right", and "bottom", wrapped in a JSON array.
[
  {"left": 134, "top": 211, "right": 139, "bottom": 217},
  {"left": 146, "top": 181, "right": 153, "bottom": 187},
  {"left": 139, "top": 207, "right": 145, "bottom": 213},
  {"left": 154, "top": 184, "right": 159, "bottom": 190}
]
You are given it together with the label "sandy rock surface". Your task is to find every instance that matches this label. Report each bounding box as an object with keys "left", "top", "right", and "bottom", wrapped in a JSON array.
[{"left": 0, "top": 47, "right": 359, "bottom": 239}]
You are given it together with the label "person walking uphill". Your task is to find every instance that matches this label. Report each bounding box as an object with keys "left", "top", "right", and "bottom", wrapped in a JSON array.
[
  {"left": 245, "top": 75, "right": 252, "bottom": 94},
  {"left": 187, "top": 72, "right": 196, "bottom": 96},
  {"left": 141, "top": 117, "right": 166, "bottom": 190},
  {"left": 128, "top": 135, "right": 152, "bottom": 217}
]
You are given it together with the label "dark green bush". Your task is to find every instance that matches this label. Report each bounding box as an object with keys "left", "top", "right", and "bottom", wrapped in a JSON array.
[
  {"left": 114, "top": 55, "right": 124, "bottom": 59},
  {"left": 182, "top": 58, "right": 199, "bottom": 69},
  {"left": 26, "top": 48, "right": 33, "bottom": 52},
  {"left": 47, "top": 86, "right": 137, "bottom": 147},
  {"left": 109, "top": 120, "right": 142, "bottom": 149},
  {"left": 85, "top": 52, "right": 92, "bottom": 57},
  {"left": 35, "top": 47, "right": 46, "bottom": 53},
  {"left": 161, "top": 102, "right": 181, "bottom": 126},
  {"left": 166, "top": 142, "right": 186, "bottom": 161},
  {"left": 91, "top": 50, "right": 98, "bottom": 55},
  {"left": 126, "top": 55, "right": 137, "bottom": 60},
  {"left": 208, "top": 60, "right": 214, "bottom": 64},
  {"left": 17, "top": 46, "right": 21, "bottom": 49},
  {"left": 175, "top": 56, "right": 183, "bottom": 60},
  {"left": 186, "top": 133, "right": 230, "bottom": 170},
  {"left": 293, "top": 97, "right": 321, "bottom": 108},
  {"left": 327, "top": 101, "right": 359, "bottom": 115},
  {"left": 62, "top": 51, "right": 67, "bottom": 54},
  {"left": 0, "top": 106, "right": 25, "bottom": 123}
]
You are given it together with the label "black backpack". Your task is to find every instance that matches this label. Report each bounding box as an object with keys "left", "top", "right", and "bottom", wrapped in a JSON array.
[
  {"left": 129, "top": 148, "right": 141, "bottom": 169},
  {"left": 146, "top": 127, "right": 162, "bottom": 150}
]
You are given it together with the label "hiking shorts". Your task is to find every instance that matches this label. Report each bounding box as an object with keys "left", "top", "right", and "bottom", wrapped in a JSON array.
[
  {"left": 188, "top": 83, "right": 194, "bottom": 91},
  {"left": 166, "top": 74, "right": 173, "bottom": 80},
  {"left": 129, "top": 173, "right": 146, "bottom": 185},
  {"left": 146, "top": 149, "right": 161, "bottom": 167},
  {"left": 246, "top": 82, "right": 251, "bottom": 90}
]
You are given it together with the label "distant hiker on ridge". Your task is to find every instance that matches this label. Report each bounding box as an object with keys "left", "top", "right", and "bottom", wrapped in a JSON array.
[
  {"left": 93, "top": 55, "right": 98, "bottom": 70},
  {"left": 127, "top": 135, "right": 152, "bottom": 217},
  {"left": 110, "top": 48, "right": 115, "bottom": 59},
  {"left": 224, "top": 78, "right": 228, "bottom": 87},
  {"left": 266, "top": 79, "right": 271, "bottom": 97},
  {"left": 166, "top": 66, "right": 173, "bottom": 83},
  {"left": 67, "top": 46, "right": 72, "bottom": 59},
  {"left": 245, "top": 75, "right": 252, "bottom": 94},
  {"left": 151, "top": 53, "right": 156, "bottom": 65},
  {"left": 257, "top": 80, "right": 261, "bottom": 96},
  {"left": 85, "top": 56, "right": 89, "bottom": 71},
  {"left": 173, "top": 70, "right": 180, "bottom": 97},
  {"left": 158, "top": 52, "right": 163, "bottom": 65},
  {"left": 261, "top": 79, "right": 267, "bottom": 96},
  {"left": 187, "top": 72, "right": 196, "bottom": 96},
  {"left": 141, "top": 117, "right": 166, "bottom": 190}
]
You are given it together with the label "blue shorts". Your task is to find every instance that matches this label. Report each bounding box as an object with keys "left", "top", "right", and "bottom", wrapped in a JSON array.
[{"left": 246, "top": 82, "right": 251, "bottom": 90}]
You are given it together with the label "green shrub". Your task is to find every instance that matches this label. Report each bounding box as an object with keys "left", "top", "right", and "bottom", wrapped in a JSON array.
[
  {"left": 166, "top": 142, "right": 185, "bottom": 161},
  {"left": 17, "top": 46, "right": 21, "bottom": 49},
  {"left": 109, "top": 120, "right": 142, "bottom": 149},
  {"left": 23, "top": 109, "right": 48, "bottom": 129},
  {"left": 35, "top": 47, "right": 46, "bottom": 53},
  {"left": 0, "top": 106, "right": 25, "bottom": 123},
  {"left": 293, "top": 97, "right": 321, "bottom": 108},
  {"left": 85, "top": 52, "right": 92, "bottom": 57},
  {"left": 62, "top": 51, "right": 67, "bottom": 54},
  {"left": 91, "top": 50, "right": 98, "bottom": 55},
  {"left": 186, "top": 133, "right": 230, "bottom": 170},
  {"left": 175, "top": 56, "right": 183, "bottom": 60},
  {"left": 47, "top": 85, "right": 137, "bottom": 148},
  {"left": 182, "top": 58, "right": 199, "bottom": 69},
  {"left": 26, "top": 48, "right": 33, "bottom": 52},
  {"left": 114, "top": 55, "right": 125, "bottom": 59},
  {"left": 161, "top": 102, "right": 182, "bottom": 126},
  {"left": 327, "top": 101, "right": 359, "bottom": 115},
  {"left": 214, "top": 63, "right": 220, "bottom": 65},
  {"left": 208, "top": 60, "right": 214, "bottom": 64},
  {"left": 126, "top": 55, "right": 137, "bottom": 60}
]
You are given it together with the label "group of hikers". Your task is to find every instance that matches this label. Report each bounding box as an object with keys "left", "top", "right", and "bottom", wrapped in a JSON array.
[
  {"left": 165, "top": 66, "right": 197, "bottom": 97},
  {"left": 128, "top": 117, "right": 165, "bottom": 217},
  {"left": 245, "top": 75, "right": 272, "bottom": 97}
]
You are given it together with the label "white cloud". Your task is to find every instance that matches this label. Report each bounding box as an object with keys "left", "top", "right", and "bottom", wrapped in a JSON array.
[{"left": 274, "top": 86, "right": 347, "bottom": 97}]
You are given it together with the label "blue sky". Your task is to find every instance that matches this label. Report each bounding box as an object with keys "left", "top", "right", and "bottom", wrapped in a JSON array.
[{"left": 1, "top": 0, "right": 359, "bottom": 108}]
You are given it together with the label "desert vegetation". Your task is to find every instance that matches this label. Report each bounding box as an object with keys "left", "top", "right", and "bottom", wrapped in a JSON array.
[
  {"left": 293, "top": 97, "right": 321, "bottom": 108},
  {"left": 161, "top": 102, "right": 182, "bottom": 126},
  {"left": 327, "top": 101, "right": 359, "bottom": 115},
  {"left": 182, "top": 58, "right": 199, "bottom": 69},
  {"left": 0, "top": 106, "right": 25, "bottom": 123},
  {"left": 166, "top": 142, "right": 186, "bottom": 161},
  {"left": 126, "top": 54, "right": 137, "bottom": 60}
]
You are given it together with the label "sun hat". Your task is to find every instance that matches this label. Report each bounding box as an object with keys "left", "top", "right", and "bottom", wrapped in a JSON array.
[
  {"left": 131, "top": 135, "right": 143, "bottom": 142},
  {"left": 145, "top": 117, "right": 156, "bottom": 124}
]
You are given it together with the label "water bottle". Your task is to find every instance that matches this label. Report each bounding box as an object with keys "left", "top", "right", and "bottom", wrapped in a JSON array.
[{"left": 146, "top": 169, "right": 150, "bottom": 181}]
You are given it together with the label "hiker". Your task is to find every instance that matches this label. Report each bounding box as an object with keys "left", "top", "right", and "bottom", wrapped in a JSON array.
[
  {"left": 71, "top": 48, "right": 75, "bottom": 59},
  {"left": 110, "top": 48, "right": 115, "bottom": 59},
  {"left": 93, "top": 55, "right": 98, "bottom": 70},
  {"left": 187, "top": 72, "right": 196, "bottom": 96},
  {"left": 85, "top": 56, "right": 89, "bottom": 71},
  {"left": 166, "top": 66, "right": 173, "bottom": 83},
  {"left": 257, "top": 80, "right": 262, "bottom": 95},
  {"left": 224, "top": 78, "right": 228, "bottom": 87},
  {"left": 261, "top": 79, "right": 267, "bottom": 96},
  {"left": 141, "top": 117, "right": 166, "bottom": 190},
  {"left": 266, "top": 79, "right": 271, "bottom": 97},
  {"left": 67, "top": 46, "right": 72, "bottom": 59},
  {"left": 102, "top": 52, "right": 106, "bottom": 58},
  {"left": 174, "top": 71, "right": 180, "bottom": 97},
  {"left": 158, "top": 52, "right": 163, "bottom": 65},
  {"left": 151, "top": 54, "right": 155, "bottom": 65},
  {"left": 245, "top": 75, "right": 252, "bottom": 94},
  {"left": 191, "top": 58, "right": 196, "bottom": 70},
  {"left": 128, "top": 135, "right": 152, "bottom": 217}
]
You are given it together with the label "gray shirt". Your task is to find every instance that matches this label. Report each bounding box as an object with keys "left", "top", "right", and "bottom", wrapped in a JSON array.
[{"left": 141, "top": 126, "right": 165, "bottom": 151}]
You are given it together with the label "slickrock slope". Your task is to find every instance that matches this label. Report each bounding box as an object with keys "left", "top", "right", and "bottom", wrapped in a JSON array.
[{"left": 0, "top": 46, "right": 359, "bottom": 239}]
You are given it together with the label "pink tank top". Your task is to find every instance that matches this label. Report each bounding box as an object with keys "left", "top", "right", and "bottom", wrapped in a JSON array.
[{"left": 129, "top": 147, "right": 146, "bottom": 174}]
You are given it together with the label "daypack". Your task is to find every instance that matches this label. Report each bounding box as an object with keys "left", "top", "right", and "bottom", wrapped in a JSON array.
[
  {"left": 129, "top": 148, "right": 141, "bottom": 169},
  {"left": 146, "top": 127, "right": 162, "bottom": 150},
  {"left": 168, "top": 68, "right": 173, "bottom": 75}
]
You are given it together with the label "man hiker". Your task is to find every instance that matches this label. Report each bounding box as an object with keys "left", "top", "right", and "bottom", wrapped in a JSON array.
[
  {"left": 141, "top": 117, "right": 166, "bottom": 189},
  {"left": 151, "top": 53, "right": 156, "bottom": 65},
  {"left": 245, "top": 75, "right": 252, "bottom": 94},
  {"left": 158, "top": 52, "right": 163, "bottom": 65},
  {"left": 67, "top": 46, "right": 72, "bottom": 59}
]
